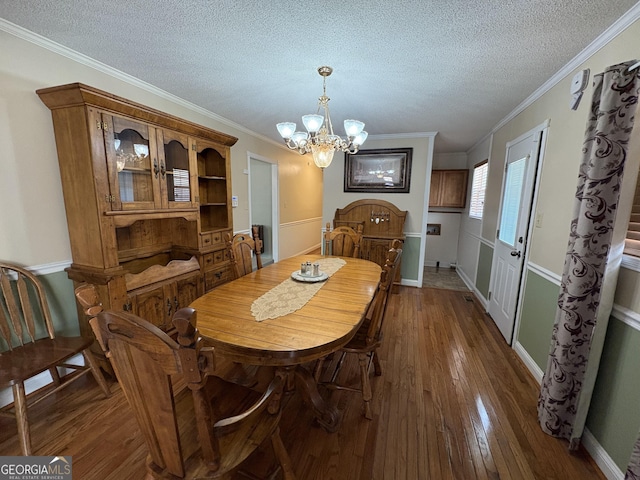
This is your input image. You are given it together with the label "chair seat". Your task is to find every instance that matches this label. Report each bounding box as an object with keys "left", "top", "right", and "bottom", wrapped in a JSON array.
[
  {"left": 145, "top": 371, "right": 284, "bottom": 479},
  {"left": 0, "top": 336, "right": 93, "bottom": 386}
]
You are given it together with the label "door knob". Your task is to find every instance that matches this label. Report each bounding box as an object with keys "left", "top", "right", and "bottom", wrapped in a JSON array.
[{"left": 510, "top": 250, "right": 521, "bottom": 258}]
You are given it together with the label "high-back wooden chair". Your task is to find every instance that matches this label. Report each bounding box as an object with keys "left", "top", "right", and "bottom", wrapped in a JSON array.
[
  {"left": 0, "top": 262, "right": 110, "bottom": 455},
  {"left": 324, "top": 222, "right": 363, "bottom": 258},
  {"left": 227, "top": 225, "right": 263, "bottom": 279},
  {"left": 314, "top": 240, "right": 402, "bottom": 419},
  {"left": 89, "top": 307, "right": 295, "bottom": 479}
]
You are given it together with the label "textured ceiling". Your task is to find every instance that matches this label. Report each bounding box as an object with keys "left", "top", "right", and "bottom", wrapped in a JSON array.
[{"left": 1, "top": 0, "right": 638, "bottom": 153}]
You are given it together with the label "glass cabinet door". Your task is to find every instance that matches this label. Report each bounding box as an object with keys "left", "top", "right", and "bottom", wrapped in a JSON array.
[
  {"left": 157, "top": 130, "right": 195, "bottom": 208},
  {"left": 105, "top": 115, "right": 159, "bottom": 210}
]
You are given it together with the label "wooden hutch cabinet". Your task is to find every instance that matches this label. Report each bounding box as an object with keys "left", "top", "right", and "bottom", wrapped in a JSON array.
[
  {"left": 332, "top": 199, "right": 407, "bottom": 291},
  {"left": 429, "top": 169, "right": 469, "bottom": 208},
  {"left": 37, "top": 83, "right": 237, "bottom": 371}
]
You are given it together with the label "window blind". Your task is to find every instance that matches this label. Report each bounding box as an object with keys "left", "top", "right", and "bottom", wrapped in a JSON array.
[{"left": 469, "top": 160, "right": 488, "bottom": 219}]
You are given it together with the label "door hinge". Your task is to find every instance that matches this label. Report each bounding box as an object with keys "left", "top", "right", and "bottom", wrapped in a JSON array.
[
  {"left": 496, "top": 229, "right": 500, "bottom": 238},
  {"left": 104, "top": 194, "right": 116, "bottom": 202},
  {"left": 192, "top": 144, "right": 197, "bottom": 151},
  {"left": 96, "top": 120, "right": 109, "bottom": 131},
  {"left": 488, "top": 291, "right": 492, "bottom": 301}
]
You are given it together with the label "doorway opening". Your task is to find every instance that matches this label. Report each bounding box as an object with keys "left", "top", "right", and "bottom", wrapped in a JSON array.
[{"left": 248, "top": 154, "right": 279, "bottom": 265}]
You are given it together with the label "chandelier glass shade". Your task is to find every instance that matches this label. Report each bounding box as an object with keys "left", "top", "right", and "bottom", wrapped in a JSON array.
[{"left": 276, "top": 66, "right": 367, "bottom": 169}]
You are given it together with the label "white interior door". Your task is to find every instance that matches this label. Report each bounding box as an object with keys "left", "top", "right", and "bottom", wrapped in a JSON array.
[{"left": 488, "top": 128, "right": 543, "bottom": 343}]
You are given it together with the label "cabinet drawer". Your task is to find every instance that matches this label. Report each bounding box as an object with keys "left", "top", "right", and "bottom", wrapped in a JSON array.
[
  {"left": 213, "top": 249, "right": 227, "bottom": 264},
  {"left": 200, "top": 231, "right": 223, "bottom": 248},
  {"left": 200, "top": 230, "right": 231, "bottom": 249},
  {"left": 205, "top": 266, "right": 231, "bottom": 291},
  {"left": 203, "top": 253, "right": 215, "bottom": 270},
  {"left": 200, "top": 233, "right": 213, "bottom": 248}
]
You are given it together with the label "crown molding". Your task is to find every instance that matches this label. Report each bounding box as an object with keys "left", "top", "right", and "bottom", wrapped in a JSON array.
[
  {"left": 468, "top": 3, "right": 640, "bottom": 155},
  {"left": 0, "top": 18, "right": 284, "bottom": 149}
]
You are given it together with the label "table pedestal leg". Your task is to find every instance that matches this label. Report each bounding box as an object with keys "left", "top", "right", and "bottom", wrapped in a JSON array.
[{"left": 293, "top": 365, "right": 341, "bottom": 432}]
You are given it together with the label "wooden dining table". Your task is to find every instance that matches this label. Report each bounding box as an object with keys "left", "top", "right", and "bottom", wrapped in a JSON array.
[{"left": 189, "top": 254, "right": 381, "bottom": 431}]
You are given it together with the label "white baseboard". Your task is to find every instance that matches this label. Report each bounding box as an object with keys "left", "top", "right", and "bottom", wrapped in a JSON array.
[
  {"left": 582, "top": 428, "right": 625, "bottom": 480},
  {"left": 513, "top": 341, "right": 544, "bottom": 383},
  {"left": 456, "top": 268, "right": 489, "bottom": 310}
]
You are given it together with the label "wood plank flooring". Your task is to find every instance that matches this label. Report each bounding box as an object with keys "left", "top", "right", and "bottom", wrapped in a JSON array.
[{"left": 0, "top": 286, "right": 605, "bottom": 479}]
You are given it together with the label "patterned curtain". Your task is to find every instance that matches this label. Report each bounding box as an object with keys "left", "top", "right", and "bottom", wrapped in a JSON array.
[
  {"left": 628, "top": 440, "right": 640, "bottom": 479},
  {"left": 537, "top": 61, "right": 640, "bottom": 453}
]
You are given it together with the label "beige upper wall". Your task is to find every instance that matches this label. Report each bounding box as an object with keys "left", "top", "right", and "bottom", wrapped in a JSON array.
[
  {"left": 322, "top": 136, "right": 433, "bottom": 234},
  {"left": 482, "top": 19, "right": 640, "bottom": 274},
  {"left": 0, "top": 28, "right": 320, "bottom": 267}
]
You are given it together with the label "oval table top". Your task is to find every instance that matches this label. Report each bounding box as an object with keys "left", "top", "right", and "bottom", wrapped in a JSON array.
[{"left": 190, "top": 255, "right": 381, "bottom": 366}]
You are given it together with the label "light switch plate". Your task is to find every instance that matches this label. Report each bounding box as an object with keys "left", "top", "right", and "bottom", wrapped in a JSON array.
[{"left": 231, "top": 195, "right": 238, "bottom": 207}]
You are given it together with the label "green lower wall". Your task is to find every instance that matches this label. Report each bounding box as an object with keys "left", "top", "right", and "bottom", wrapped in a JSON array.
[
  {"left": 400, "top": 236, "right": 421, "bottom": 282},
  {"left": 586, "top": 317, "right": 640, "bottom": 470},
  {"left": 517, "top": 270, "right": 559, "bottom": 370},
  {"left": 517, "top": 269, "right": 640, "bottom": 472},
  {"left": 476, "top": 243, "right": 493, "bottom": 298},
  {"left": 40, "top": 271, "right": 81, "bottom": 336},
  {"left": 0, "top": 270, "right": 79, "bottom": 351}
]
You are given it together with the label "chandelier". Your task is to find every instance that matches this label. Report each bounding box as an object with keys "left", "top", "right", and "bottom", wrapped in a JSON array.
[{"left": 276, "top": 66, "right": 368, "bottom": 169}]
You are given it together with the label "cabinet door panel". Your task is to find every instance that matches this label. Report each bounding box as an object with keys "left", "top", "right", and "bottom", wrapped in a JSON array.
[
  {"left": 429, "top": 170, "right": 443, "bottom": 206},
  {"left": 130, "top": 285, "right": 168, "bottom": 329},
  {"left": 105, "top": 114, "right": 160, "bottom": 210},
  {"left": 158, "top": 130, "right": 196, "bottom": 209},
  {"left": 429, "top": 169, "right": 468, "bottom": 208},
  {"left": 174, "top": 273, "right": 201, "bottom": 311},
  {"left": 440, "top": 170, "right": 468, "bottom": 207}
]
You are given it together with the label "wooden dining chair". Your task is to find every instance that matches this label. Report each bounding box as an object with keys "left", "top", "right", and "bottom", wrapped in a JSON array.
[
  {"left": 314, "top": 240, "right": 402, "bottom": 419},
  {"left": 323, "top": 222, "right": 363, "bottom": 258},
  {"left": 89, "top": 306, "right": 295, "bottom": 479},
  {"left": 0, "top": 262, "right": 111, "bottom": 456},
  {"left": 227, "top": 225, "right": 263, "bottom": 279}
]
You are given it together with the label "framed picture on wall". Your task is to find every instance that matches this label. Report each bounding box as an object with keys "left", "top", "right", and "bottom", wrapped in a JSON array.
[{"left": 344, "top": 147, "right": 412, "bottom": 193}]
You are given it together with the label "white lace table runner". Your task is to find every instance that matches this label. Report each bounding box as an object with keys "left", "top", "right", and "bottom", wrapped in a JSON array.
[{"left": 251, "top": 257, "right": 346, "bottom": 322}]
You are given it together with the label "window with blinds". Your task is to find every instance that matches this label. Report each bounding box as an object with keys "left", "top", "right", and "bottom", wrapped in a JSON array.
[
  {"left": 625, "top": 177, "right": 640, "bottom": 257},
  {"left": 469, "top": 160, "right": 488, "bottom": 219}
]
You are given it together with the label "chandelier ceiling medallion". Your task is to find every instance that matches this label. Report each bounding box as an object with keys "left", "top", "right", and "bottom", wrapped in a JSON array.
[{"left": 276, "top": 66, "right": 368, "bottom": 169}]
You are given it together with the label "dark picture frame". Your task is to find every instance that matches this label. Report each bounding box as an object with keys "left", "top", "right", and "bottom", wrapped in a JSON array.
[{"left": 344, "top": 147, "right": 412, "bottom": 193}]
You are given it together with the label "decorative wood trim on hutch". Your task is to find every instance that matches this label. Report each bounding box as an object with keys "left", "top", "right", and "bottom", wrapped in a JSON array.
[
  {"left": 332, "top": 199, "right": 407, "bottom": 291},
  {"left": 38, "top": 83, "right": 237, "bottom": 373}
]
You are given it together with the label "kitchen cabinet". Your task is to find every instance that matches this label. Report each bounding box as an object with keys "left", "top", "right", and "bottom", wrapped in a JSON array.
[{"left": 429, "top": 169, "right": 469, "bottom": 208}]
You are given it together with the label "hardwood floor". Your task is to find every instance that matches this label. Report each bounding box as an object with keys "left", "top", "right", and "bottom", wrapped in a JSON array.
[{"left": 0, "top": 286, "right": 605, "bottom": 479}]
